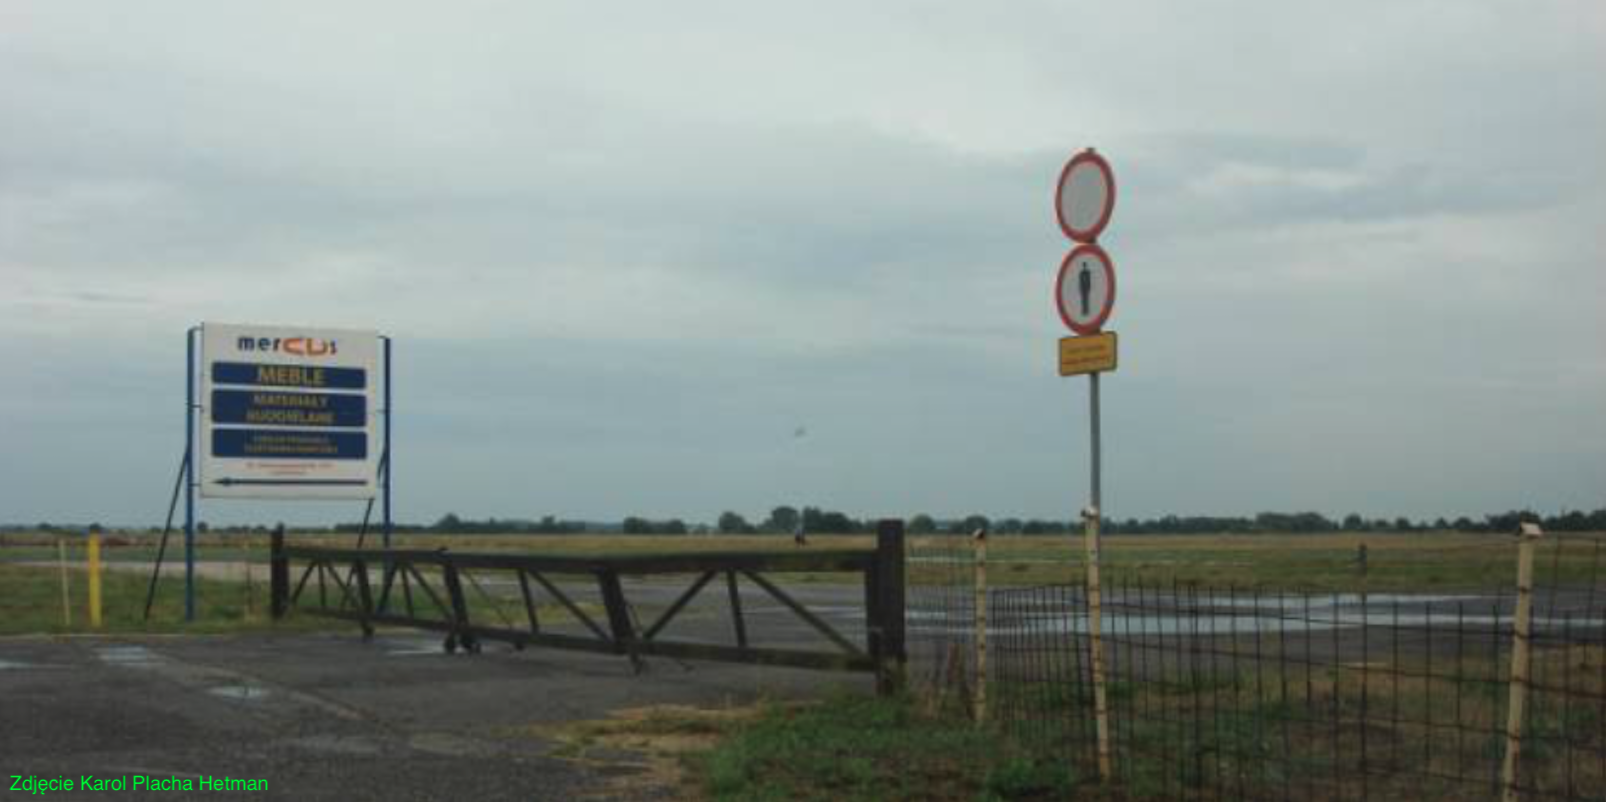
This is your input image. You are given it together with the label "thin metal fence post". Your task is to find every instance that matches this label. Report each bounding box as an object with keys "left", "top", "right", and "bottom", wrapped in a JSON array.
[{"left": 1501, "top": 522, "right": 1542, "bottom": 802}]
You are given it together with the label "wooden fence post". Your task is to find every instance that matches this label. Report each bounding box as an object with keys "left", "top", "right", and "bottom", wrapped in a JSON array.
[
  {"left": 58, "top": 538, "right": 72, "bottom": 628},
  {"left": 1501, "top": 522, "right": 1543, "bottom": 802},
  {"left": 243, "top": 531, "right": 254, "bottom": 619},
  {"left": 874, "top": 519, "right": 907, "bottom": 695},
  {"left": 974, "top": 527, "right": 988, "bottom": 722},
  {"left": 269, "top": 525, "right": 288, "bottom": 620}
]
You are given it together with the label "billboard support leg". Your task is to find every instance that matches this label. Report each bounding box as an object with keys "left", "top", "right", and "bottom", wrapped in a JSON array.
[
  {"left": 382, "top": 336, "right": 393, "bottom": 552},
  {"left": 184, "top": 327, "right": 197, "bottom": 623},
  {"left": 143, "top": 449, "right": 190, "bottom": 621}
]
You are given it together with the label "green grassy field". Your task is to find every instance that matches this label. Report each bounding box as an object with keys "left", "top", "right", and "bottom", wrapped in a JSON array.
[
  {"left": 3, "top": 529, "right": 1598, "bottom": 637},
  {"left": 678, "top": 640, "right": 1603, "bottom": 802},
  {"left": 0, "top": 561, "right": 331, "bottom": 636},
  {"left": 5, "top": 528, "right": 1601, "bottom": 799},
  {"left": 5, "top": 529, "right": 1600, "bottom": 591}
]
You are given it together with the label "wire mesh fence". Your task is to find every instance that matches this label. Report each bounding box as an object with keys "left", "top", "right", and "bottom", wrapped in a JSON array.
[
  {"left": 906, "top": 531, "right": 976, "bottom": 707},
  {"left": 910, "top": 532, "right": 1606, "bottom": 801}
]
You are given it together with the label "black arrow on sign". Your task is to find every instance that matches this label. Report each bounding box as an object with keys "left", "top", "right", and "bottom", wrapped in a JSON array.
[{"left": 214, "top": 478, "right": 368, "bottom": 487}]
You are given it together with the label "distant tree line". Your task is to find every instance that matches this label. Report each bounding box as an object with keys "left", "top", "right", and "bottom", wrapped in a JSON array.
[
  {"left": 9, "top": 505, "right": 1606, "bottom": 537},
  {"left": 407, "top": 513, "right": 592, "bottom": 535},
  {"left": 713, "top": 506, "right": 863, "bottom": 535}
]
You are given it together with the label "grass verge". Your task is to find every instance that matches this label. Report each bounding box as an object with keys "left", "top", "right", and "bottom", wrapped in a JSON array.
[
  {"left": 689, "top": 691, "right": 1090, "bottom": 802},
  {"left": 0, "top": 562, "right": 334, "bottom": 636}
]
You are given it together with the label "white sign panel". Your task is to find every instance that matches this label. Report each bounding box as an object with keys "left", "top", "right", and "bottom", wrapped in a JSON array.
[
  {"left": 1055, "top": 149, "right": 1116, "bottom": 243},
  {"left": 199, "top": 322, "right": 379, "bottom": 499}
]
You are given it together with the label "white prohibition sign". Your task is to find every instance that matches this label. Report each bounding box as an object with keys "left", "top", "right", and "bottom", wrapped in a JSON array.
[
  {"left": 1055, "top": 244, "right": 1116, "bottom": 335},
  {"left": 1055, "top": 149, "right": 1116, "bottom": 243}
]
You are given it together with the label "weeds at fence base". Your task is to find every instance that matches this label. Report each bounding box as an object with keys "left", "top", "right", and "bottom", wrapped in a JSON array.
[{"left": 690, "top": 689, "right": 1098, "bottom": 801}]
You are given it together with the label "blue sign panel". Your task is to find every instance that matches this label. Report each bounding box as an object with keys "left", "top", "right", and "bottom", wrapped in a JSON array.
[
  {"left": 211, "top": 429, "right": 368, "bottom": 461},
  {"left": 211, "top": 390, "right": 366, "bottom": 428},
  {"left": 212, "top": 361, "right": 367, "bottom": 390}
]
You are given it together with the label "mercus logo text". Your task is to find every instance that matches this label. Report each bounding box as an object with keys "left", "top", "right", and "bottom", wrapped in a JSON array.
[{"left": 236, "top": 336, "right": 339, "bottom": 356}]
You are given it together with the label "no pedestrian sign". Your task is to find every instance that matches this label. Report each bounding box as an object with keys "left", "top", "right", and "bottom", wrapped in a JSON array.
[
  {"left": 1051, "top": 148, "right": 1120, "bottom": 376},
  {"left": 199, "top": 322, "right": 379, "bottom": 500},
  {"left": 1055, "top": 244, "right": 1115, "bottom": 336}
]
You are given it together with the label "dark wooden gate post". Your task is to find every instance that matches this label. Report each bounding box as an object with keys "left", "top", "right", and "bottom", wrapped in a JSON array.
[
  {"left": 872, "top": 518, "right": 907, "bottom": 694},
  {"left": 597, "top": 569, "right": 644, "bottom": 672},
  {"left": 441, "top": 557, "right": 476, "bottom": 653},
  {"left": 352, "top": 558, "right": 375, "bottom": 639},
  {"left": 269, "top": 524, "right": 288, "bottom": 620}
]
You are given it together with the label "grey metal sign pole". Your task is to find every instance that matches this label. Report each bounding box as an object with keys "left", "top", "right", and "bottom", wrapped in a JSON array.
[
  {"left": 1055, "top": 147, "right": 1117, "bottom": 783},
  {"left": 1091, "top": 372, "right": 1101, "bottom": 509}
]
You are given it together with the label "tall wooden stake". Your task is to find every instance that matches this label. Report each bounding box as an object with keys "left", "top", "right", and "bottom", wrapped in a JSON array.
[
  {"left": 1087, "top": 371, "right": 1112, "bottom": 781},
  {"left": 1501, "top": 522, "right": 1542, "bottom": 802},
  {"left": 974, "top": 527, "right": 989, "bottom": 722},
  {"left": 244, "top": 532, "right": 255, "bottom": 619},
  {"left": 58, "top": 538, "right": 72, "bottom": 628}
]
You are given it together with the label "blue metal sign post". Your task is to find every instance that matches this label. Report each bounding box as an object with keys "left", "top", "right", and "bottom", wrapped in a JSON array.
[
  {"left": 185, "top": 327, "right": 197, "bottom": 622},
  {"left": 382, "top": 335, "right": 393, "bottom": 551}
]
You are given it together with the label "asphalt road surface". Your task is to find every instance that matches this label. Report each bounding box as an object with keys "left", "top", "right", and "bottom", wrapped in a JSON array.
[{"left": 1, "top": 631, "right": 871, "bottom": 801}]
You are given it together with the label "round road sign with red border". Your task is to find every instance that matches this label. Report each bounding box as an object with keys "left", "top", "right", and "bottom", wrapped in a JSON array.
[
  {"left": 1055, "top": 149, "right": 1116, "bottom": 243},
  {"left": 1055, "top": 243, "right": 1116, "bottom": 335}
]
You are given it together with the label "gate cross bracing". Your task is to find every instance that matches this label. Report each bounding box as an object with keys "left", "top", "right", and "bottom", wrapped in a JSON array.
[{"left": 270, "top": 521, "right": 907, "bottom": 693}]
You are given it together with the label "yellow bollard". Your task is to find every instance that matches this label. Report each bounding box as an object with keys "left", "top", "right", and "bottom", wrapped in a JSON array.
[{"left": 87, "top": 533, "right": 103, "bottom": 629}]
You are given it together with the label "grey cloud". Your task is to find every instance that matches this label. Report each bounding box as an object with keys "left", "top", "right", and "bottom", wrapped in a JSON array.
[
  {"left": 1, "top": 1, "right": 1602, "bottom": 527},
  {"left": 1116, "top": 133, "right": 1582, "bottom": 247}
]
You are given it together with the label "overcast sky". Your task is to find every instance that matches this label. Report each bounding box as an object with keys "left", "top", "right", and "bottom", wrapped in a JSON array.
[{"left": 3, "top": 2, "right": 1603, "bottom": 527}]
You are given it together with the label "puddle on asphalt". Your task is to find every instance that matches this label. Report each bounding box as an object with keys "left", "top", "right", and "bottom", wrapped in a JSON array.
[
  {"left": 911, "top": 592, "right": 1606, "bottom": 636},
  {"left": 409, "top": 732, "right": 490, "bottom": 757},
  {"left": 208, "top": 684, "right": 271, "bottom": 702},
  {"left": 288, "top": 734, "right": 384, "bottom": 756},
  {"left": 933, "top": 611, "right": 1606, "bottom": 637},
  {"left": 384, "top": 638, "right": 442, "bottom": 656},
  {"left": 95, "top": 646, "right": 163, "bottom": 666},
  {"left": 0, "top": 659, "right": 33, "bottom": 670},
  {"left": 805, "top": 605, "right": 865, "bottom": 618}
]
